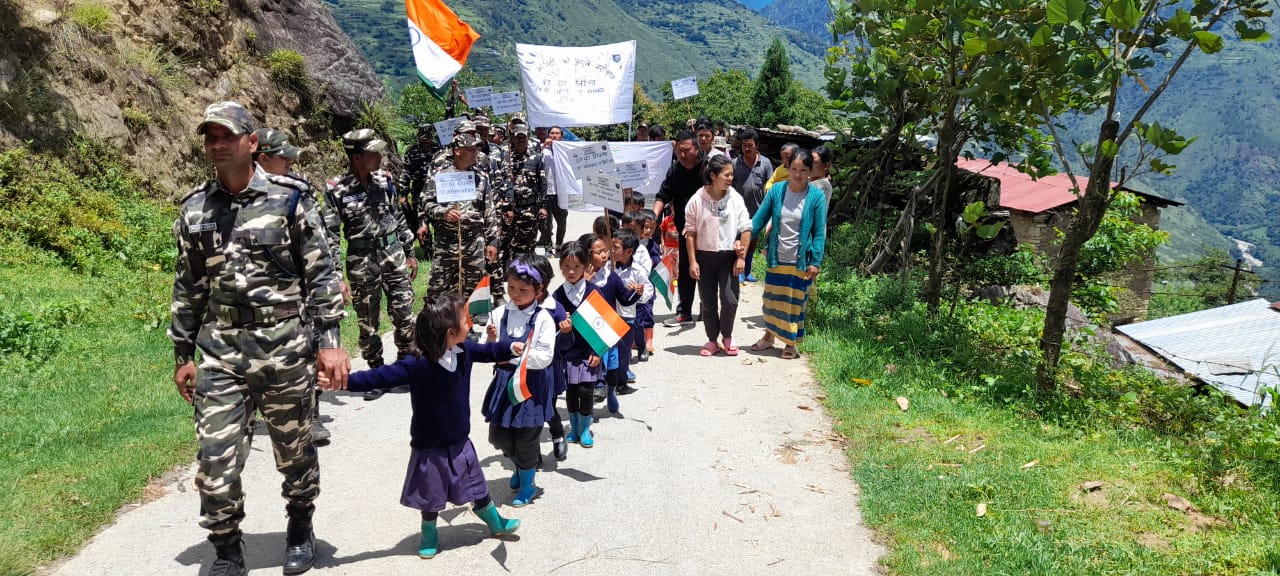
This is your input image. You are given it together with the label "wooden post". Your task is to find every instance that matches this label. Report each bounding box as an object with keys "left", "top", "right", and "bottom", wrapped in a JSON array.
[
  {"left": 456, "top": 212, "right": 465, "bottom": 296},
  {"left": 1224, "top": 258, "right": 1254, "bottom": 304}
]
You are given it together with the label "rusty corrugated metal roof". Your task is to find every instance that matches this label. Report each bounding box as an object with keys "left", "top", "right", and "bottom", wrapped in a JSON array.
[
  {"left": 956, "top": 159, "right": 1183, "bottom": 213},
  {"left": 1116, "top": 299, "right": 1280, "bottom": 407}
]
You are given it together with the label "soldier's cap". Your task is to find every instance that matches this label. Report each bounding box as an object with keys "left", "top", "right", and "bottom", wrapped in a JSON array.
[
  {"left": 342, "top": 128, "right": 387, "bottom": 154},
  {"left": 416, "top": 123, "right": 435, "bottom": 139},
  {"left": 254, "top": 128, "right": 302, "bottom": 159},
  {"left": 511, "top": 124, "right": 530, "bottom": 137},
  {"left": 452, "top": 132, "right": 481, "bottom": 148},
  {"left": 454, "top": 120, "right": 477, "bottom": 135},
  {"left": 712, "top": 135, "right": 729, "bottom": 149},
  {"left": 509, "top": 113, "right": 527, "bottom": 125},
  {"left": 493, "top": 125, "right": 507, "bottom": 135},
  {"left": 473, "top": 115, "right": 491, "bottom": 128},
  {"left": 196, "top": 101, "right": 256, "bottom": 136}
]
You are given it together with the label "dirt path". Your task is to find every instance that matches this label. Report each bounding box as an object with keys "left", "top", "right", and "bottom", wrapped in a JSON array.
[{"left": 48, "top": 210, "right": 883, "bottom": 575}]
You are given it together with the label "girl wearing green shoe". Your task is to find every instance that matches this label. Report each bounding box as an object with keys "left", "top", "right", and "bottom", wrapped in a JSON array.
[{"left": 329, "top": 292, "right": 522, "bottom": 558}]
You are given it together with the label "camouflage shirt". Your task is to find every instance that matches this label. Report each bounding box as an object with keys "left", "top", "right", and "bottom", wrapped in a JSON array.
[
  {"left": 169, "top": 167, "right": 346, "bottom": 364},
  {"left": 403, "top": 142, "right": 440, "bottom": 194},
  {"left": 419, "top": 156, "right": 502, "bottom": 249},
  {"left": 321, "top": 169, "right": 416, "bottom": 261},
  {"left": 503, "top": 148, "right": 547, "bottom": 212}
]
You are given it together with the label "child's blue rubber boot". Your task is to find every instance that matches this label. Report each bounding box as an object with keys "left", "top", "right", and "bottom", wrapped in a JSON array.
[
  {"left": 512, "top": 468, "right": 537, "bottom": 507},
  {"left": 418, "top": 519, "right": 438, "bottom": 559},
  {"left": 474, "top": 502, "right": 520, "bottom": 535}
]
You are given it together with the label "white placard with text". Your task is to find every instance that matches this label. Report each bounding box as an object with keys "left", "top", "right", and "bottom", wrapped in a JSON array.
[
  {"left": 581, "top": 170, "right": 625, "bottom": 213},
  {"left": 433, "top": 171, "right": 478, "bottom": 203},
  {"left": 567, "top": 142, "right": 616, "bottom": 172},
  {"left": 433, "top": 117, "right": 466, "bottom": 146},
  {"left": 464, "top": 86, "right": 493, "bottom": 108},
  {"left": 490, "top": 91, "right": 524, "bottom": 115},
  {"left": 671, "top": 76, "right": 699, "bottom": 100}
]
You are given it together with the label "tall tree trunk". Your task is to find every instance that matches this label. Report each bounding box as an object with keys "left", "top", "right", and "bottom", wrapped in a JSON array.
[
  {"left": 865, "top": 169, "right": 943, "bottom": 273},
  {"left": 925, "top": 115, "right": 961, "bottom": 314},
  {"left": 1035, "top": 119, "right": 1120, "bottom": 395}
]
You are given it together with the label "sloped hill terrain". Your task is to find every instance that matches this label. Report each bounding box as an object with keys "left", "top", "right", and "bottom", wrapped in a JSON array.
[{"left": 326, "top": 0, "right": 830, "bottom": 93}]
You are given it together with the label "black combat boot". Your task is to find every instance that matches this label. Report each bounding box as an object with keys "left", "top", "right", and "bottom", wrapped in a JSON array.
[
  {"left": 208, "top": 533, "right": 247, "bottom": 576},
  {"left": 310, "top": 390, "right": 331, "bottom": 445},
  {"left": 283, "top": 514, "right": 315, "bottom": 574},
  {"left": 363, "top": 357, "right": 385, "bottom": 400}
]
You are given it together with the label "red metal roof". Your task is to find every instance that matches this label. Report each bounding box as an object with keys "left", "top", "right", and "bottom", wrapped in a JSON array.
[{"left": 955, "top": 158, "right": 1090, "bottom": 213}]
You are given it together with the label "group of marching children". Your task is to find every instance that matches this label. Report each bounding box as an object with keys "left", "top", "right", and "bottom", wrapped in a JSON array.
[{"left": 326, "top": 193, "right": 667, "bottom": 560}]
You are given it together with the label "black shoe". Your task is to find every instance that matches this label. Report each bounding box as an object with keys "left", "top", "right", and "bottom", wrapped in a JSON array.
[
  {"left": 208, "top": 536, "right": 247, "bottom": 576},
  {"left": 593, "top": 386, "right": 607, "bottom": 402},
  {"left": 362, "top": 388, "right": 384, "bottom": 401},
  {"left": 616, "top": 383, "right": 639, "bottom": 395},
  {"left": 637, "top": 348, "right": 650, "bottom": 362},
  {"left": 552, "top": 437, "right": 568, "bottom": 461},
  {"left": 309, "top": 417, "right": 331, "bottom": 445},
  {"left": 283, "top": 517, "right": 316, "bottom": 575}
]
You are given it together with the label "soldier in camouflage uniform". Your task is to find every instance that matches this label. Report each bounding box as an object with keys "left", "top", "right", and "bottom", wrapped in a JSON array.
[
  {"left": 418, "top": 131, "right": 501, "bottom": 316},
  {"left": 403, "top": 124, "right": 440, "bottom": 262},
  {"left": 171, "top": 102, "right": 349, "bottom": 576},
  {"left": 253, "top": 128, "right": 338, "bottom": 444},
  {"left": 322, "top": 130, "right": 419, "bottom": 400},
  {"left": 500, "top": 124, "right": 547, "bottom": 267}
]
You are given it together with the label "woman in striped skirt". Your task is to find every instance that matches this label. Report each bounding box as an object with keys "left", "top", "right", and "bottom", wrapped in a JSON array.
[{"left": 747, "top": 149, "right": 827, "bottom": 359}]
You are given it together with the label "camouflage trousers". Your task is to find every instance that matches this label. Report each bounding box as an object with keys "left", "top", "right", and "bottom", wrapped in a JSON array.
[
  {"left": 346, "top": 247, "right": 416, "bottom": 366},
  {"left": 193, "top": 319, "right": 317, "bottom": 543},
  {"left": 428, "top": 232, "right": 487, "bottom": 303},
  {"left": 503, "top": 209, "right": 542, "bottom": 263}
]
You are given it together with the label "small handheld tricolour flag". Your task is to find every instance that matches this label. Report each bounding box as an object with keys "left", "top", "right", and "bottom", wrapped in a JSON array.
[
  {"left": 506, "top": 334, "right": 534, "bottom": 405},
  {"left": 571, "top": 290, "right": 631, "bottom": 357},
  {"left": 649, "top": 256, "right": 673, "bottom": 309},
  {"left": 468, "top": 275, "right": 492, "bottom": 315},
  {"left": 405, "top": 0, "right": 480, "bottom": 98}
]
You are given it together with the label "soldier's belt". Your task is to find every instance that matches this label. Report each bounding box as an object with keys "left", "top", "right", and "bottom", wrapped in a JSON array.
[
  {"left": 346, "top": 233, "right": 400, "bottom": 251},
  {"left": 211, "top": 302, "right": 302, "bottom": 327}
]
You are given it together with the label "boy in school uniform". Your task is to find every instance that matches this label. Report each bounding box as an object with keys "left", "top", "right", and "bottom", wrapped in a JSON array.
[{"left": 610, "top": 228, "right": 652, "bottom": 395}]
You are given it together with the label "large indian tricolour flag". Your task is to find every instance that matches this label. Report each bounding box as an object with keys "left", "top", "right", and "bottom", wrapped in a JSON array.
[
  {"left": 571, "top": 290, "right": 631, "bottom": 357},
  {"left": 406, "top": 0, "right": 480, "bottom": 95}
]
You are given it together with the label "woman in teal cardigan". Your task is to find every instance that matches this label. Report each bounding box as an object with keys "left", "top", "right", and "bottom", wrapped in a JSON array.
[{"left": 747, "top": 149, "right": 827, "bottom": 359}]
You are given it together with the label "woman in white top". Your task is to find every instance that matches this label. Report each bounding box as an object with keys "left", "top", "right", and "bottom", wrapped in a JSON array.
[{"left": 684, "top": 154, "right": 753, "bottom": 356}]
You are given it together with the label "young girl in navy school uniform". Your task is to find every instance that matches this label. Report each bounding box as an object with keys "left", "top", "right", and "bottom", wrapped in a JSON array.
[
  {"left": 582, "top": 232, "right": 643, "bottom": 414},
  {"left": 332, "top": 293, "right": 521, "bottom": 560},
  {"left": 553, "top": 241, "right": 602, "bottom": 447},
  {"left": 482, "top": 258, "right": 558, "bottom": 507},
  {"left": 527, "top": 253, "right": 571, "bottom": 461}
]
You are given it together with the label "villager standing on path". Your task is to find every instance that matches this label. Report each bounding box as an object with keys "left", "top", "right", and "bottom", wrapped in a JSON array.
[
  {"left": 420, "top": 131, "right": 502, "bottom": 319},
  {"left": 685, "top": 154, "right": 752, "bottom": 356},
  {"left": 810, "top": 145, "right": 834, "bottom": 206},
  {"left": 732, "top": 128, "right": 772, "bottom": 284},
  {"left": 170, "top": 102, "right": 350, "bottom": 576},
  {"left": 654, "top": 130, "right": 706, "bottom": 326},
  {"left": 539, "top": 126, "right": 569, "bottom": 250},
  {"left": 254, "top": 128, "right": 338, "bottom": 444},
  {"left": 749, "top": 149, "right": 827, "bottom": 360},
  {"left": 323, "top": 130, "right": 420, "bottom": 400}
]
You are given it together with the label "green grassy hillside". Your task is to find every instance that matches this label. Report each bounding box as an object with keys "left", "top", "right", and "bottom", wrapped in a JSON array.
[
  {"left": 760, "top": 0, "right": 832, "bottom": 39},
  {"left": 324, "top": 0, "right": 829, "bottom": 93}
]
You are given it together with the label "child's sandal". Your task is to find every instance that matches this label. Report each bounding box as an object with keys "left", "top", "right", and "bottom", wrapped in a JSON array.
[{"left": 699, "top": 341, "right": 719, "bottom": 357}]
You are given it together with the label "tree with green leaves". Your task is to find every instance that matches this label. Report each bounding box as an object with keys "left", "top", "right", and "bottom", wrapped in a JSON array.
[
  {"left": 1024, "top": 0, "right": 1272, "bottom": 394},
  {"left": 752, "top": 38, "right": 796, "bottom": 128}
]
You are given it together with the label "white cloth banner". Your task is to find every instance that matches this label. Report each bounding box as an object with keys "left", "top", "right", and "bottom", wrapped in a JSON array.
[
  {"left": 550, "top": 141, "right": 674, "bottom": 210},
  {"left": 517, "top": 41, "right": 636, "bottom": 128}
]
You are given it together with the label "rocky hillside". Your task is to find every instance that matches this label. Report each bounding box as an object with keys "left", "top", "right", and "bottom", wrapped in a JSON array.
[{"left": 0, "top": 0, "right": 383, "bottom": 199}]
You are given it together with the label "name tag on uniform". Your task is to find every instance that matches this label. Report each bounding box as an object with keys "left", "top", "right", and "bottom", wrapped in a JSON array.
[
  {"left": 343, "top": 193, "right": 367, "bottom": 205},
  {"left": 190, "top": 222, "right": 217, "bottom": 233}
]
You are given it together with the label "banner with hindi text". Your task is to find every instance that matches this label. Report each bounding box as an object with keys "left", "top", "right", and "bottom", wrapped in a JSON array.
[{"left": 516, "top": 41, "right": 636, "bottom": 128}]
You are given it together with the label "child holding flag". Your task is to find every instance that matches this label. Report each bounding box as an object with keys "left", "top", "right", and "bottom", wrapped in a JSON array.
[
  {"left": 528, "top": 253, "right": 572, "bottom": 461},
  {"left": 553, "top": 241, "right": 603, "bottom": 448},
  {"left": 582, "top": 233, "right": 643, "bottom": 414},
  {"left": 481, "top": 259, "right": 558, "bottom": 507},
  {"left": 638, "top": 209, "right": 664, "bottom": 356},
  {"left": 611, "top": 229, "right": 652, "bottom": 393},
  {"left": 323, "top": 293, "right": 521, "bottom": 560}
]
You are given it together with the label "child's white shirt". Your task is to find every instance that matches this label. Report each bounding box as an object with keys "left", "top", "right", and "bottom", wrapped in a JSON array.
[
  {"left": 614, "top": 259, "right": 653, "bottom": 320},
  {"left": 485, "top": 300, "right": 556, "bottom": 369},
  {"left": 562, "top": 277, "right": 588, "bottom": 307},
  {"left": 439, "top": 345, "right": 463, "bottom": 373}
]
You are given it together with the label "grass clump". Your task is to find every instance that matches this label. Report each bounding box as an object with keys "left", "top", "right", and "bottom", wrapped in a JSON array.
[
  {"left": 121, "top": 106, "right": 153, "bottom": 129},
  {"left": 0, "top": 139, "right": 174, "bottom": 275},
  {"left": 805, "top": 222, "right": 1280, "bottom": 575},
  {"left": 67, "top": 2, "right": 111, "bottom": 33},
  {"left": 267, "top": 49, "right": 309, "bottom": 92}
]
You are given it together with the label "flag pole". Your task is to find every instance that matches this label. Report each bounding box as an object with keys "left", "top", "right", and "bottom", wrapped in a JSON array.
[{"left": 456, "top": 210, "right": 465, "bottom": 296}]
